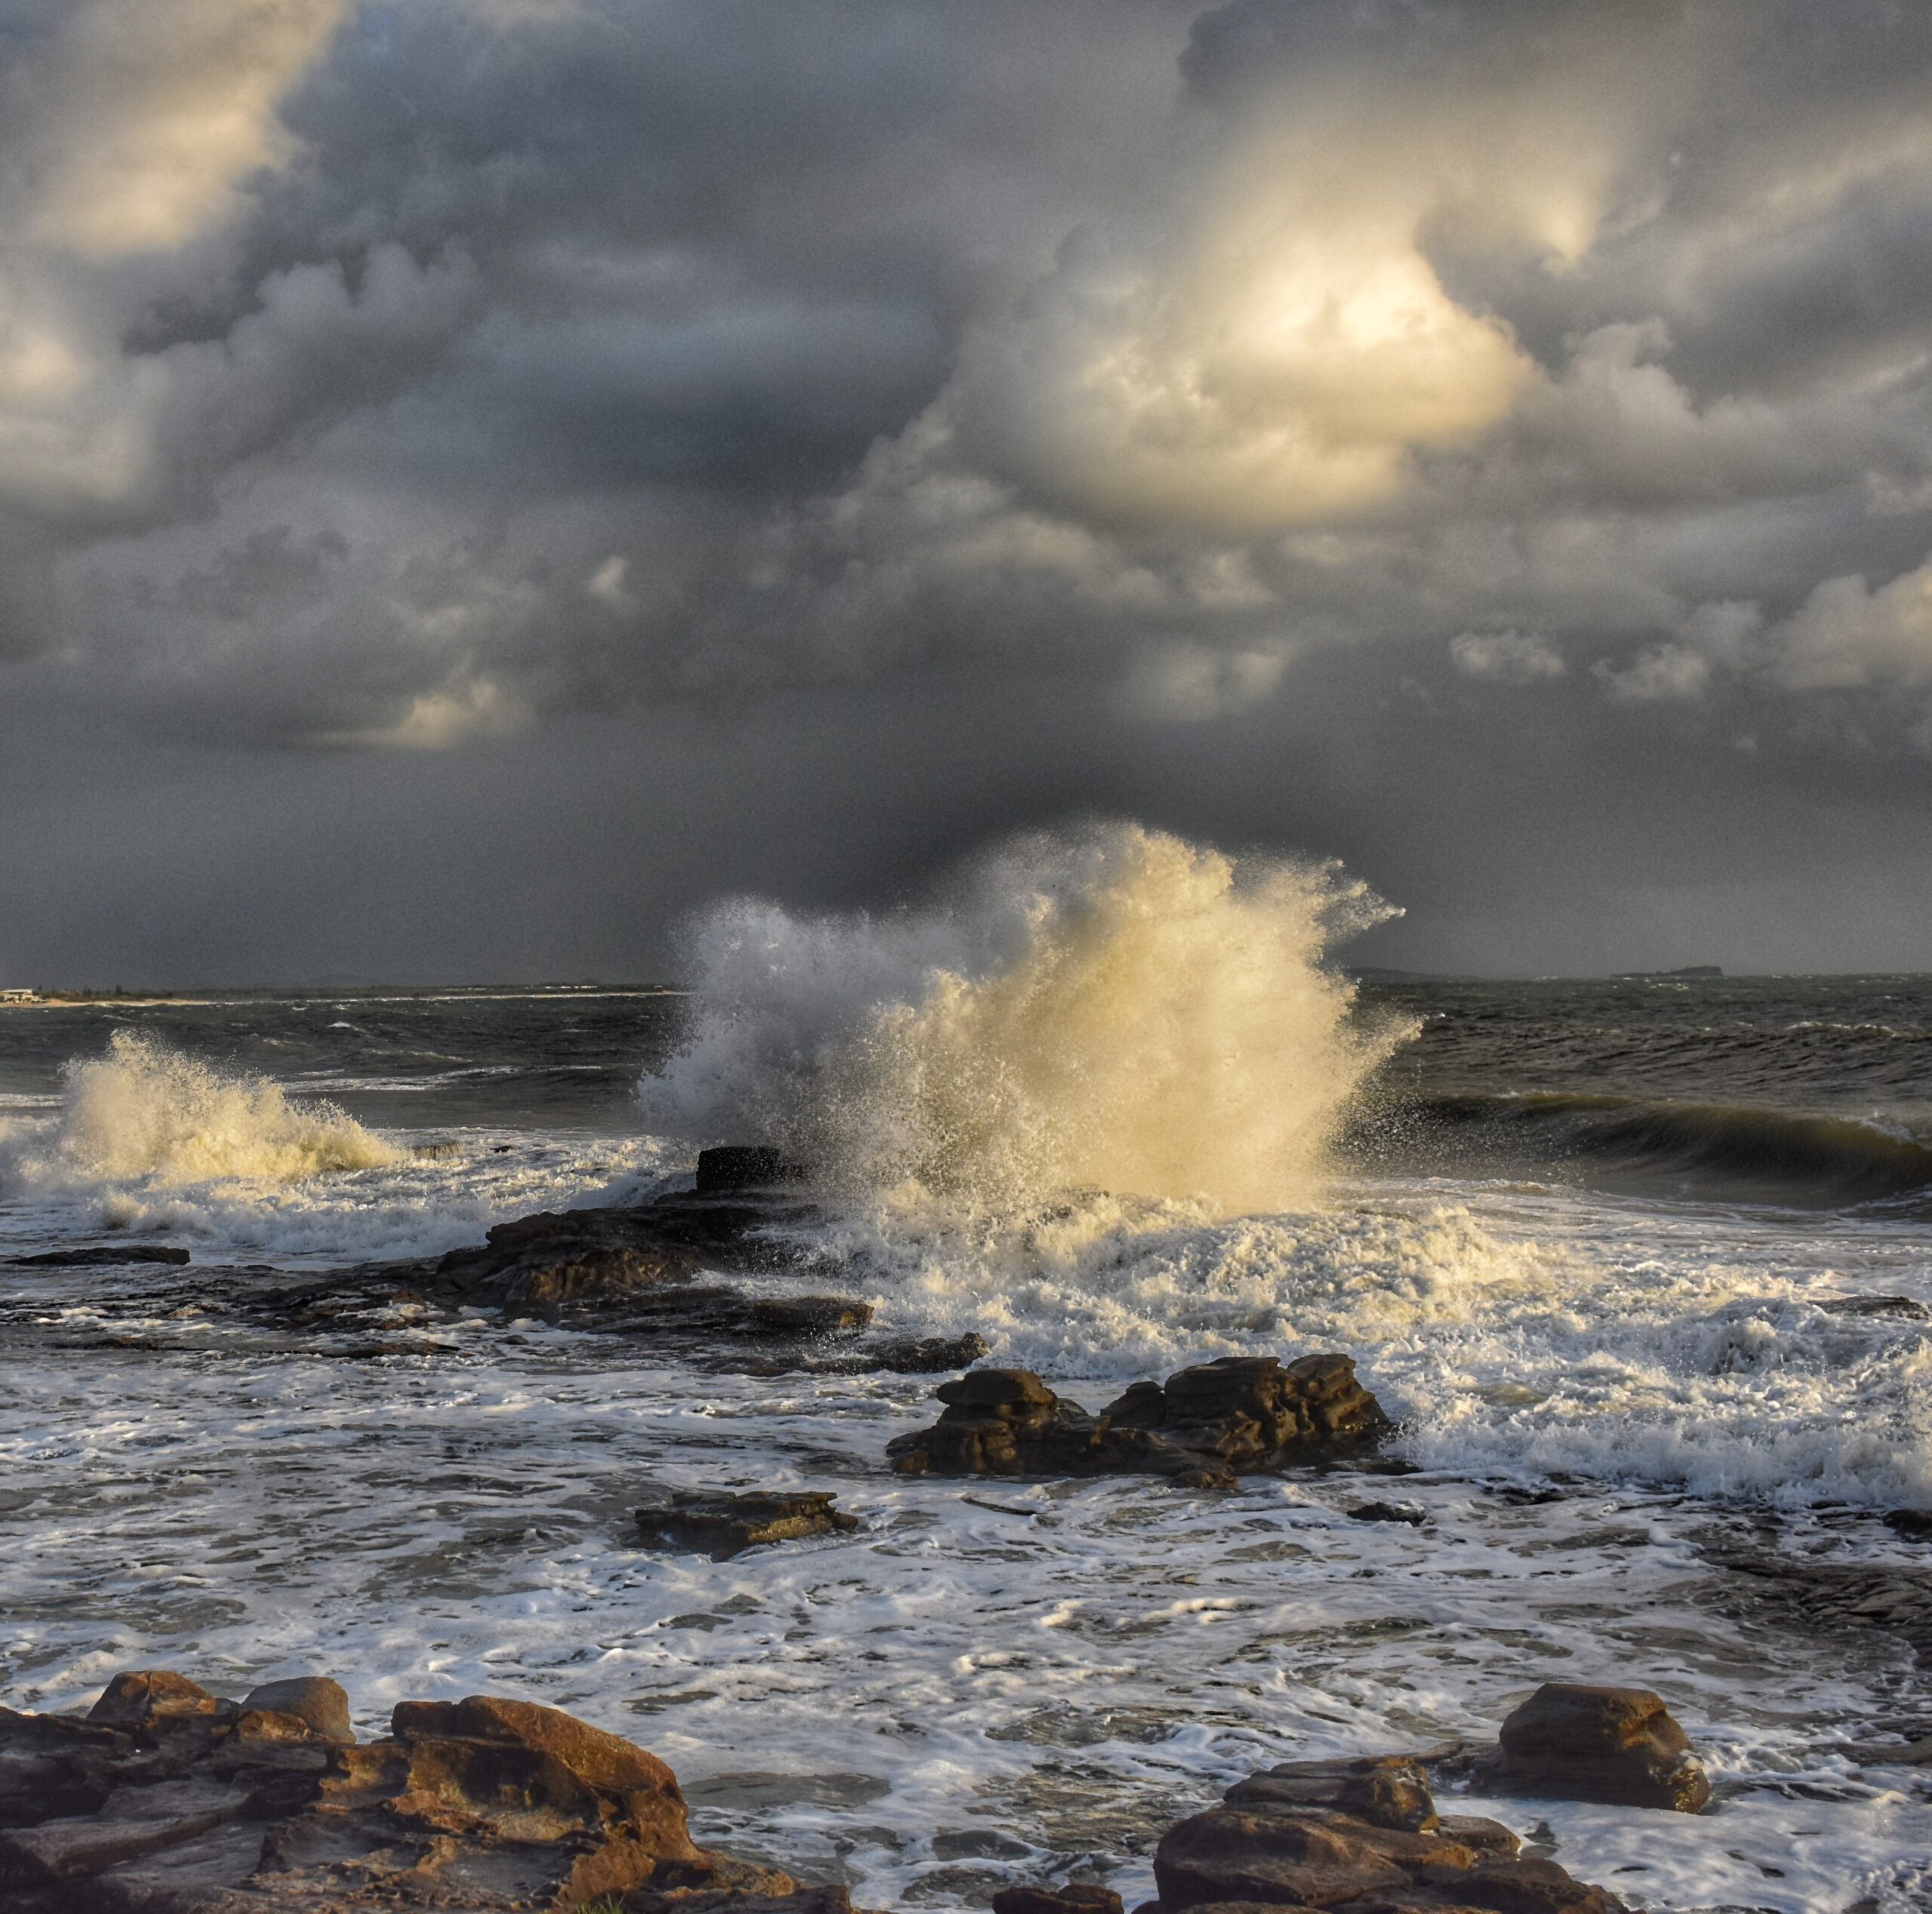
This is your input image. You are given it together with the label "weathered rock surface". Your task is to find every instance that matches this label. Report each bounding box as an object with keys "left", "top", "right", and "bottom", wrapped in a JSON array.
[
  {"left": 1145, "top": 1754, "right": 1623, "bottom": 1914},
  {"left": 0, "top": 1672, "right": 823, "bottom": 1912},
  {"left": 235, "top": 1186, "right": 985, "bottom": 1377},
  {"left": 886, "top": 1354, "right": 1389, "bottom": 1479},
  {"left": 637, "top": 1490, "right": 860, "bottom": 1559},
  {"left": 1476, "top": 1685, "right": 1710, "bottom": 1814}
]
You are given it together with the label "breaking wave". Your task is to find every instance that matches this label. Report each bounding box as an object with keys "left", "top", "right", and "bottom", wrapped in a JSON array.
[
  {"left": 1356, "top": 1089, "right": 1932, "bottom": 1207},
  {"left": 638, "top": 823, "right": 1409, "bottom": 1215},
  {"left": 0, "top": 1031, "right": 398, "bottom": 1195}
]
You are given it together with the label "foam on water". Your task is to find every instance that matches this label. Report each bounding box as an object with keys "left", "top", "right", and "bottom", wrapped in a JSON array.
[{"left": 639, "top": 823, "right": 1407, "bottom": 1214}]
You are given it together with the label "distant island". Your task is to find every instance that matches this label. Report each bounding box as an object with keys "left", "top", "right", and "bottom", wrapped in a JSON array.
[{"left": 1613, "top": 965, "right": 1724, "bottom": 979}]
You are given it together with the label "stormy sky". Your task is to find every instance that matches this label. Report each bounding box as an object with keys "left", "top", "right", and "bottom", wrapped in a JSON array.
[{"left": 2, "top": 0, "right": 1931, "bottom": 983}]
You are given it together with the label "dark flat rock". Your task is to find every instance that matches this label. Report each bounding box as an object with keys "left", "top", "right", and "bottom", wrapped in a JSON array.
[
  {"left": 636, "top": 1490, "right": 860, "bottom": 1559},
  {"left": 12, "top": 1245, "right": 191, "bottom": 1267}
]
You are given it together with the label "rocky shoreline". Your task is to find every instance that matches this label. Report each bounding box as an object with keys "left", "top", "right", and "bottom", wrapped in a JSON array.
[
  {"left": 1, "top": 1666, "right": 1709, "bottom": 1912},
  {"left": 8, "top": 1153, "right": 1931, "bottom": 1906}
]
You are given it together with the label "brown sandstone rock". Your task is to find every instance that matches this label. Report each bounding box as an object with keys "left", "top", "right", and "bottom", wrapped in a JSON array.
[
  {"left": 238, "top": 1677, "right": 353, "bottom": 1745},
  {"left": 0, "top": 1674, "right": 747, "bottom": 1911},
  {"left": 993, "top": 1885, "right": 1126, "bottom": 1914},
  {"left": 1480, "top": 1685, "right": 1710, "bottom": 1814},
  {"left": 887, "top": 1354, "right": 1390, "bottom": 1479}
]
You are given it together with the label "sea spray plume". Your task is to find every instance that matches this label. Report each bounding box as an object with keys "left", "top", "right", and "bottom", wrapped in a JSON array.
[
  {"left": 0, "top": 1030, "right": 396, "bottom": 1191},
  {"left": 638, "top": 823, "right": 1411, "bottom": 1214}
]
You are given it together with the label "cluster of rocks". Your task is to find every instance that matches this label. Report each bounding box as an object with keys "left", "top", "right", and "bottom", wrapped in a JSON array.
[
  {"left": 2, "top": 1672, "right": 1707, "bottom": 1913},
  {"left": 0, "top": 1669, "right": 836, "bottom": 1912},
  {"left": 260, "top": 1154, "right": 983, "bottom": 1377},
  {"left": 885, "top": 1354, "right": 1390, "bottom": 1483}
]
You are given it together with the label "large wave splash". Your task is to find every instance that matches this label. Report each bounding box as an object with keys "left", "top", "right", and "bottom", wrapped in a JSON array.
[
  {"left": 1, "top": 1031, "right": 397, "bottom": 1194},
  {"left": 638, "top": 823, "right": 1408, "bottom": 1214}
]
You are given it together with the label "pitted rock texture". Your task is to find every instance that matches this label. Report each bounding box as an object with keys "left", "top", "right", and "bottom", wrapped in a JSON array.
[
  {"left": 1477, "top": 1684, "right": 1711, "bottom": 1814},
  {"left": 636, "top": 1491, "right": 860, "bottom": 1559},
  {"left": 0, "top": 1672, "right": 820, "bottom": 1912},
  {"left": 885, "top": 1354, "right": 1390, "bottom": 1479},
  {"left": 1146, "top": 1753, "right": 1625, "bottom": 1914}
]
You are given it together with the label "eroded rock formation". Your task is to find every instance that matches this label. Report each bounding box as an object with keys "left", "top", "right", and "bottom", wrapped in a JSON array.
[
  {"left": 1477, "top": 1684, "right": 1712, "bottom": 1814},
  {"left": 886, "top": 1353, "right": 1391, "bottom": 1480}
]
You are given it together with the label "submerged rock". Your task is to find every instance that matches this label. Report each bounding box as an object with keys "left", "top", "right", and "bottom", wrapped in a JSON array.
[
  {"left": 1147, "top": 1750, "right": 1624, "bottom": 1914},
  {"left": 1478, "top": 1683, "right": 1712, "bottom": 1813},
  {"left": 886, "top": 1353, "right": 1391, "bottom": 1479},
  {"left": 0, "top": 1672, "right": 826, "bottom": 1912},
  {"left": 637, "top": 1490, "right": 860, "bottom": 1559}
]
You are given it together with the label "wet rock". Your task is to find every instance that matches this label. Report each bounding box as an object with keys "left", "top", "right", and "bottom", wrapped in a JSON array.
[
  {"left": 749, "top": 1296, "right": 873, "bottom": 1335},
  {"left": 1478, "top": 1685, "right": 1711, "bottom": 1814},
  {"left": 1106, "top": 1354, "right": 1392, "bottom": 1465},
  {"left": 993, "top": 1886, "right": 1124, "bottom": 1914},
  {"left": 1143, "top": 1750, "right": 1623, "bottom": 1914},
  {"left": 823, "top": 1331, "right": 991, "bottom": 1375},
  {"left": 637, "top": 1490, "right": 860, "bottom": 1559},
  {"left": 85, "top": 1671, "right": 232, "bottom": 1733},
  {"left": 238, "top": 1677, "right": 352, "bottom": 1745},
  {"left": 12, "top": 1244, "right": 191, "bottom": 1267},
  {"left": 1884, "top": 1509, "right": 1932, "bottom": 1541},
  {"left": 887, "top": 1354, "right": 1390, "bottom": 1479},
  {"left": 1227, "top": 1756, "right": 1445, "bottom": 1834},
  {"left": 1819, "top": 1294, "right": 1930, "bottom": 1319},
  {"left": 1349, "top": 1501, "right": 1427, "bottom": 1526},
  {"left": 697, "top": 1146, "right": 810, "bottom": 1194},
  {"left": 0, "top": 1672, "right": 815, "bottom": 1912}
]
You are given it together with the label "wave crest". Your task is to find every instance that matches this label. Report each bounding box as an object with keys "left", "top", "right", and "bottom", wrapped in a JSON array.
[
  {"left": 638, "top": 822, "right": 1407, "bottom": 1214},
  {"left": 2, "top": 1031, "right": 397, "bottom": 1193}
]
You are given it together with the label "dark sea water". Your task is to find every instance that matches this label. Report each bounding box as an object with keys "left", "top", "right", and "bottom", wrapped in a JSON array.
[{"left": 1, "top": 976, "right": 1929, "bottom": 1909}]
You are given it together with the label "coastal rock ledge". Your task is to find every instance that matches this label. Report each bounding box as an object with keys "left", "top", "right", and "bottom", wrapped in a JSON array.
[
  {"left": 887, "top": 1354, "right": 1391, "bottom": 1481},
  {"left": 0, "top": 1672, "right": 1640, "bottom": 1914},
  {"left": 0, "top": 1672, "right": 827, "bottom": 1912}
]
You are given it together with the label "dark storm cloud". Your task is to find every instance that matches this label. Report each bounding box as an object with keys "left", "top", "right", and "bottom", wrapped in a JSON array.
[{"left": 2, "top": 0, "right": 1932, "bottom": 975}]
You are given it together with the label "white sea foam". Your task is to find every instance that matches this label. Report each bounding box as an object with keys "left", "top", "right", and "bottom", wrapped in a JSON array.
[
  {"left": 785, "top": 1182, "right": 1932, "bottom": 1509},
  {"left": 640, "top": 823, "right": 1406, "bottom": 1215}
]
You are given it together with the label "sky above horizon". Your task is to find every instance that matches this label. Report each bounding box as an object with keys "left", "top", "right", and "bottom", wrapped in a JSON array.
[{"left": 3, "top": 0, "right": 1931, "bottom": 984}]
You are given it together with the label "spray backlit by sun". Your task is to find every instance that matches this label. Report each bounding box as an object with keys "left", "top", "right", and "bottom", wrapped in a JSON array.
[{"left": 638, "top": 823, "right": 1409, "bottom": 1216}]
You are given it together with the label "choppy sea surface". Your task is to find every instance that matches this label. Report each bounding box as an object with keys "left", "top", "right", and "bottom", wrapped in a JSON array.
[{"left": 3, "top": 976, "right": 1931, "bottom": 1912}]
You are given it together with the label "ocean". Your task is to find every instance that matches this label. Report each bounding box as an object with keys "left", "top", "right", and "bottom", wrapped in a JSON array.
[{"left": 3, "top": 843, "right": 1931, "bottom": 1910}]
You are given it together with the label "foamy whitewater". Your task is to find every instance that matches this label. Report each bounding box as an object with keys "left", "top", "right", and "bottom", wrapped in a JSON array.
[{"left": 3, "top": 829, "right": 1931, "bottom": 1910}]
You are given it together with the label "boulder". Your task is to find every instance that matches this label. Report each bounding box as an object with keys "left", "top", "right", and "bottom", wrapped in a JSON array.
[
  {"left": 1106, "top": 1355, "right": 1391, "bottom": 1465},
  {"left": 85, "top": 1671, "right": 231, "bottom": 1733},
  {"left": 1479, "top": 1685, "right": 1710, "bottom": 1813},
  {"left": 0, "top": 1673, "right": 785, "bottom": 1912},
  {"left": 1142, "top": 1750, "right": 1622, "bottom": 1914},
  {"left": 887, "top": 1354, "right": 1390, "bottom": 1479},
  {"left": 637, "top": 1490, "right": 860, "bottom": 1559},
  {"left": 238, "top": 1677, "right": 353, "bottom": 1745}
]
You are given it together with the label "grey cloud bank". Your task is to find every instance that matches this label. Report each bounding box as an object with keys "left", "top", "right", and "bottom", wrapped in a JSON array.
[{"left": 1, "top": 0, "right": 1930, "bottom": 980}]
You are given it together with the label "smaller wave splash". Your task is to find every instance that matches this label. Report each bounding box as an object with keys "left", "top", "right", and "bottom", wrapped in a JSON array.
[
  {"left": 639, "top": 822, "right": 1408, "bottom": 1216},
  {"left": 0, "top": 1031, "right": 398, "bottom": 1195}
]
